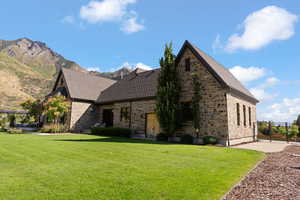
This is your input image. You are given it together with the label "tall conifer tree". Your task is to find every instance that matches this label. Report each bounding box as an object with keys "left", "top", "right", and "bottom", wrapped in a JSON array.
[
  {"left": 191, "top": 73, "right": 201, "bottom": 138},
  {"left": 155, "top": 43, "right": 181, "bottom": 136}
]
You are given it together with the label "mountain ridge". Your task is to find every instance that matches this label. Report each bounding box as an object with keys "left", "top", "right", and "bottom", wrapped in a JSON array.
[
  {"left": 0, "top": 38, "right": 87, "bottom": 110},
  {"left": 0, "top": 38, "right": 148, "bottom": 110}
]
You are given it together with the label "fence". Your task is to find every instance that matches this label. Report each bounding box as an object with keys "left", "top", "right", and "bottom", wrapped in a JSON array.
[{"left": 257, "top": 121, "right": 300, "bottom": 143}]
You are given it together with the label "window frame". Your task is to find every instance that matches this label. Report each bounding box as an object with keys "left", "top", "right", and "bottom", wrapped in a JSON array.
[
  {"left": 185, "top": 58, "right": 191, "bottom": 72},
  {"left": 181, "top": 101, "right": 193, "bottom": 122},
  {"left": 120, "top": 107, "right": 130, "bottom": 121},
  {"left": 249, "top": 107, "right": 252, "bottom": 127},
  {"left": 243, "top": 105, "right": 246, "bottom": 127},
  {"left": 236, "top": 103, "right": 240, "bottom": 126}
]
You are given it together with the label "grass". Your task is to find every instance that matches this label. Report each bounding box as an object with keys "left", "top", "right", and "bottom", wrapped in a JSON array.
[{"left": 0, "top": 134, "right": 264, "bottom": 200}]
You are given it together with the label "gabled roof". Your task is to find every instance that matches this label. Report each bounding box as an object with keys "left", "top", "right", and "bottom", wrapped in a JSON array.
[
  {"left": 97, "top": 69, "right": 159, "bottom": 104},
  {"left": 55, "top": 68, "right": 116, "bottom": 102},
  {"left": 56, "top": 41, "right": 257, "bottom": 104},
  {"left": 176, "top": 40, "right": 258, "bottom": 103}
]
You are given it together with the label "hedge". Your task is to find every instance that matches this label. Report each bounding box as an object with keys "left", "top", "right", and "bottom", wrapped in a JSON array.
[
  {"left": 91, "top": 127, "right": 131, "bottom": 138},
  {"left": 203, "top": 136, "right": 218, "bottom": 145},
  {"left": 180, "top": 134, "right": 194, "bottom": 144}
]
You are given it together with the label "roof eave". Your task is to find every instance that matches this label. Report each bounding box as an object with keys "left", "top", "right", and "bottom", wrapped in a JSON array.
[
  {"left": 229, "top": 87, "right": 259, "bottom": 104},
  {"left": 96, "top": 96, "right": 156, "bottom": 105}
]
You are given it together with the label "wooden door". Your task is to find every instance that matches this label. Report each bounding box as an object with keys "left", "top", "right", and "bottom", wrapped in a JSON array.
[{"left": 146, "top": 113, "right": 160, "bottom": 137}]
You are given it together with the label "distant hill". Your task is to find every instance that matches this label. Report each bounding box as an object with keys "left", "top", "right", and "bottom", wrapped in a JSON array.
[
  {"left": 0, "top": 38, "right": 86, "bottom": 110},
  {"left": 90, "top": 67, "right": 146, "bottom": 80},
  {"left": 0, "top": 38, "right": 150, "bottom": 110}
]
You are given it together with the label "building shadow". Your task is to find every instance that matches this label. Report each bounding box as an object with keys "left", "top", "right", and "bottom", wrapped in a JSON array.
[{"left": 54, "top": 137, "right": 175, "bottom": 145}]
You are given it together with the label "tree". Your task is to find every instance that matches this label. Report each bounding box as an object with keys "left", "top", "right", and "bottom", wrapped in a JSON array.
[
  {"left": 289, "top": 125, "right": 299, "bottom": 139},
  {"left": 0, "top": 115, "right": 8, "bottom": 131},
  {"left": 295, "top": 115, "right": 300, "bottom": 136},
  {"left": 155, "top": 43, "right": 181, "bottom": 136},
  {"left": 43, "top": 95, "right": 70, "bottom": 132},
  {"left": 21, "top": 99, "right": 43, "bottom": 125},
  {"left": 191, "top": 73, "right": 201, "bottom": 138}
]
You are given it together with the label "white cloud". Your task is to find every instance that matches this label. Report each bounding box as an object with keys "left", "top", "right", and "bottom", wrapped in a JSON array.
[
  {"left": 80, "top": 0, "right": 144, "bottom": 34},
  {"left": 212, "top": 34, "right": 222, "bottom": 53},
  {"left": 260, "top": 97, "right": 300, "bottom": 122},
  {"left": 259, "top": 77, "right": 280, "bottom": 88},
  {"left": 135, "top": 62, "right": 152, "bottom": 70},
  {"left": 225, "top": 6, "right": 298, "bottom": 52},
  {"left": 61, "top": 16, "right": 75, "bottom": 24},
  {"left": 121, "top": 16, "right": 144, "bottom": 34},
  {"left": 112, "top": 62, "right": 152, "bottom": 71},
  {"left": 250, "top": 88, "right": 277, "bottom": 103},
  {"left": 229, "top": 66, "right": 267, "bottom": 83},
  {"left": 86, "top": 67, "right": 101, "bottom": 72}
]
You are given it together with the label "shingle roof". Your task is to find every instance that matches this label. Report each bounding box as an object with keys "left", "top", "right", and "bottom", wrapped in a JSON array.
[
  {"left": 97, "top": 69, "right": 159, "bottom": 103},
  {"left": 97, "top": 41, "right": 257, "bottom": 104},
  {"left": 63, "top": 41, "right": 257, "bottom": 104},
  {"left": 178, "top": 41, "right": 258, "bottom": 102},
  {"left": 61, "top": 68, "right": 116, "bottom": 101}
]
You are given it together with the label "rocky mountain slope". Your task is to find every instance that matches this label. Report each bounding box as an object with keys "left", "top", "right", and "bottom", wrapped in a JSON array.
[
  {"left": 0, "top": 38, "right": 86, "bottom": 110},
  {"left": 0, "top": 38, "right": 149, "bottom": 110},
  {"left": 90, "top": 67, "right": 140, "bottom": 80}
]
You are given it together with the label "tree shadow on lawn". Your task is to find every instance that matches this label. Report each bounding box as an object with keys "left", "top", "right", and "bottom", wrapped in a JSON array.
[{"left": 54, "top": 137, "right": 176, "bottom": 145}]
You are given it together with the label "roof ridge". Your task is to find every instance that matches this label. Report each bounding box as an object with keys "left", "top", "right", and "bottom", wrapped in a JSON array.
[
  {"left": 182, "top": 41, "right": 258, "bottom": 103},
  {"left": 62, "top": 67, "right": 115, "bottom": 82}
]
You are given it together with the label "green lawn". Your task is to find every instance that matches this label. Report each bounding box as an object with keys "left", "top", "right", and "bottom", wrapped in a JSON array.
[{"left": 0, "top": 133, "right": 264, "bottom": 200}]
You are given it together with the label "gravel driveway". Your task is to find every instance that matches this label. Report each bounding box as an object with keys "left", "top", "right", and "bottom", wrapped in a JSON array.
[{"left": 223, "top": 145, "right": 300, "bottom": 200}]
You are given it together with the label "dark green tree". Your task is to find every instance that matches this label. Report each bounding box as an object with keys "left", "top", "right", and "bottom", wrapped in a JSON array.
[
  {"left": 21, "top": 99, "right": 43, "bottom": 124},
  {"left": 155, "top": 43, "right": 181, "bottom": 136},
  {"left": 191, "top": 73, "right": 201, "bottom": 138},
  {"left": 295, "top": 114, "right": 300, "bottom": 136}
]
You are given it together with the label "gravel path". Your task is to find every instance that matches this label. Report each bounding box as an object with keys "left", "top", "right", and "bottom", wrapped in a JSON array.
[
  {"left": 232, "top": 141, "right": 291, "bottom": 153},
  {"left": 223, "top": 145, "right": 300, "bottom": 200}
]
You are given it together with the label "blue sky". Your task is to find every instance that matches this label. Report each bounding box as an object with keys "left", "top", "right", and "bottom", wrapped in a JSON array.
[{"left": 1, "top": 0, "right": 300, "bottom": 122}]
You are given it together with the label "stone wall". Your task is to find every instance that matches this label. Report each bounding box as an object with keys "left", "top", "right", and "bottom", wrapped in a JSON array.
[
  {"left": 176, "top": 47, "right": 229, "bottom": 141},
  {"left": 85, "top": 46, "right": 258, "bottom": 146},
  {"left": 226, "top": 93, "right": 257, "bottom": 144},
  {"left": 130, "top": 100, "right": 156, "bottom": 133},
  {"left": 111, "top": 100, "right": 156, "bottom": 133},
  {"left": 70, "top": 101, "right": 97, "bottom": 132}
]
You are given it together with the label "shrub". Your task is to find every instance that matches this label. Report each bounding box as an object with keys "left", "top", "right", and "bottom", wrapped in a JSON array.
[
  {"left": 40, "top": 124, "right": 67, "bottom": 133},
  {"left": 180, "top": 134, "right": 194, "bottom": 144},
  {"left": 7, "top": 128, "right": 23, "bottom": 134},
  {"left": 91, "top": 127, "right": 131, "bottom": 138},
  {"left": 0, "top": 116, "right": 8, "bottom": 131},
  {"left": 156, "top": 133, "right": 168, "bottom": 141},
  {"left": 203, "top": 136, "right": 218, "bottom": 145}
]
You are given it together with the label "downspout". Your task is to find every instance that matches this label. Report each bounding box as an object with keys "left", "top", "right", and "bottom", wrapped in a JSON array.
[{"left": 225, "top": 91, "right": 230, "bottom": 147}]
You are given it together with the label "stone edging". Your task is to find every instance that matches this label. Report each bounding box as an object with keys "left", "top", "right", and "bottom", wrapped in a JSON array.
[{"left": 220, "top": 154, "right": 266, "bottom": 200}]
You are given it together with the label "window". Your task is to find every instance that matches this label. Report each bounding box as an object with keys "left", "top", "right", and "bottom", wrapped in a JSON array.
[
  {"left": 120, "top": 107, "right": 130, "bottom": 121},
  {"left": 243, "top": 105, "right": 246, "bottom": 127},
  {"left": 249, "top": 107, "right": 252, "bottom": 127},
  {"left": 236, "top": 103, "right": 240, "bottom": 126},
  {"left": 185, "top": 58, "right": 191, "bottom": 72},
  {"left": 181, "top": 102, "right": 193, "bottom": 121}
]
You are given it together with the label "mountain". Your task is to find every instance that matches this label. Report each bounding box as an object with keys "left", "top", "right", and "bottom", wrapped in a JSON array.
[
  {"left": 0, "top": 38, "right": 86, "bottom": 110},
  {"left": 0, "top": 37, "right": 151, "bottom": 110},
  {"left": 90, "top": 67, "right": 135, "bottom": 80},
  {"left": 90, "top": 63, "right": 149, "bottom": 80}
]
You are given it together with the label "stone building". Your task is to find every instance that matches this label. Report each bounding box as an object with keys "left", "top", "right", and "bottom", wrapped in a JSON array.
[{"left": 49, "top": 41, "right": 258, "bottom": 145}]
